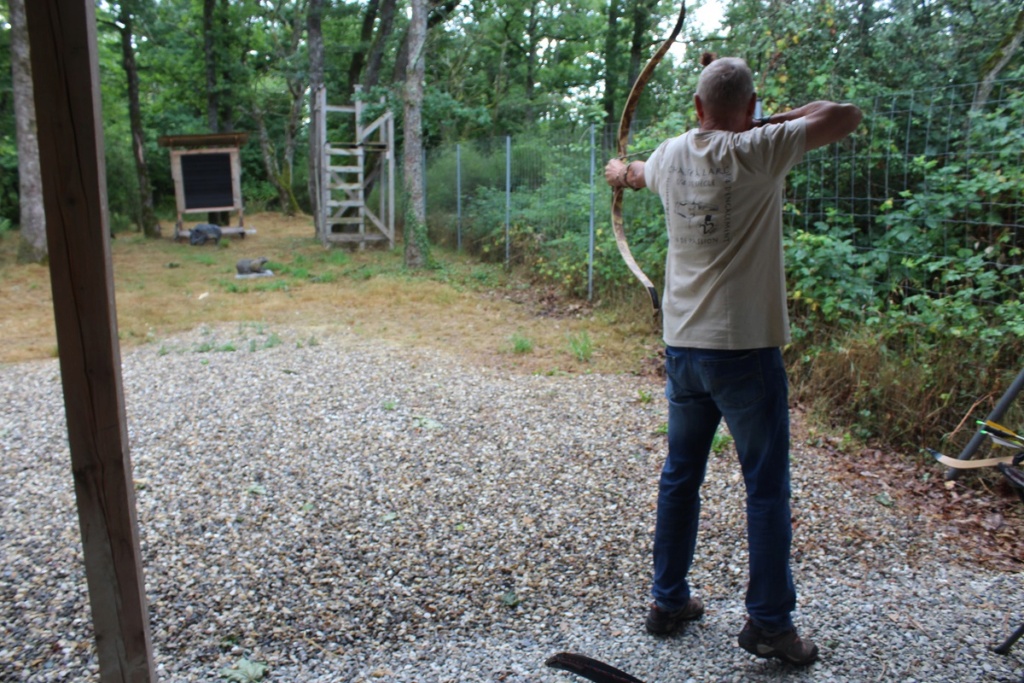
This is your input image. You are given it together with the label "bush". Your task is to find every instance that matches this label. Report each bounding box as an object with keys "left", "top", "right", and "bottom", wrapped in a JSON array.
[
  {"left": 784, "top": 212, "right": 878, "bottom": 340},
  {"left": 0, "top": 138, "right": 18, "bottom": 228},
  {"left": 243, "top": 180, "right": 280, "bottom": 213}
]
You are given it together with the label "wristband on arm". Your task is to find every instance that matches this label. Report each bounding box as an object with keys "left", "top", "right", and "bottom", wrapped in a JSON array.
[{"left": 621, "top": 162, "right": 641, "bottom": 191}]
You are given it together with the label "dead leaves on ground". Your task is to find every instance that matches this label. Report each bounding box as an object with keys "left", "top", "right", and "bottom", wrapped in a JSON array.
[{"left": 817, "top": 437, "right": 1024, "bottom": 572}]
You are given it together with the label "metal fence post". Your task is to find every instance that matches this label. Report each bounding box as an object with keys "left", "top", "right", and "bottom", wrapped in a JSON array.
[
  {"left": 588, "top": 124, "right": 596, "bottom": 301},
  {"left": 456, "top": 143, "right": 462, "bottom": 252},
  {"left": 505, "top": 135, "right": 511, "bottom": 269}
]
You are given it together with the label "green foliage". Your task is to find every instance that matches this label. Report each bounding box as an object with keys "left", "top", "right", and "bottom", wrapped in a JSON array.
[
  {"left": 784, "top": 216, "right": 876, "bottom": 340},
  {"left": 567, "top": 330, "right": 593, "bottom": 362},
  {"left": 501, "top": 590, "right": 522, "bottom": 608},
  {"left": 711, "top": 428, "right": 733, "bottom": 455},
  {"left": 404, "top": 202, "right": 434, "bottom": 269},
  {"left": 2, "top": 0, "right": 1022, "bottom": 237},
  {"left": 714, "top": 0, "right": 1024, "bottom": 106},
  {"left": 509, "top": 330, "right": 534, "bottom": 354},
  {"left": 192, "top": 339, "right": 236, "bottom": 353},
  {"left": 219, "top": 657, "right": 268, "bottom": 683},
  {"left": 253, "top": 279, "right": 290, "bottom": 293},
  {"left": 0, "top": 135, "right": 17, "bottom": 227},
  {"left": 260, "top": 332, "right": 283, "bottom": 350},
  {"left": 0, "top": 23, "right": 13, "bottom": 227},
  {"left": 431, "top": 131, "right": 666, "bottom": 298},
  {"left": 243, "top": 180, "right": 281, "bottom": 213},
  {"left": 422, "top": 87, "right": 493, "bottom": 144},
  {"left": 873, "top": 255, "right": 1023, "bottom": 353},
  {"left": 787, "top": 97, "right": 1024, "bottom": 450},
  {"left": 427, "top": 0, "right": 609, "bottom": 134},
  {"left": 425, "top": 141, "right": 508, "bottom": 231}
]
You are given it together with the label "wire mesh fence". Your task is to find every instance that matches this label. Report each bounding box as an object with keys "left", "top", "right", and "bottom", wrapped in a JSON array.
[
  {"left": 793, "top": 80, "right": 1024, "bottom": 291},
  {"left": 424, "top": 77, "right": 1024, "bottom": 307}
]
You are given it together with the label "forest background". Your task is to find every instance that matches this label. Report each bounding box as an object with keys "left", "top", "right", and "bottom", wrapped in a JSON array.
[{"left": 1, "top": 0, "right": 1023, "bottom": 466}]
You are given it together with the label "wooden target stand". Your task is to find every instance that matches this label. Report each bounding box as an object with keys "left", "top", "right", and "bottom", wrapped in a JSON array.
[{"left": 158, "top": 133, "right": 255, "bottom": 241}]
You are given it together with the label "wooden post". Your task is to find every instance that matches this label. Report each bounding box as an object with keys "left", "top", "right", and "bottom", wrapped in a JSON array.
[{"left": 24, "top": 2, "right": 156, "bottom": 681}]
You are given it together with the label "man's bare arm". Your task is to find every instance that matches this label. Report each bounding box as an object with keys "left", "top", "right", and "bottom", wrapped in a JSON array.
[{"left": 762, "top": 100, "right": 863, "bottom": 151}]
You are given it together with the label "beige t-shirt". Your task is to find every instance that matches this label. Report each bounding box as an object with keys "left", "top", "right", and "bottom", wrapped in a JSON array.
[{"left": 643, "top": 120, "right": 807, "bottom": 349}]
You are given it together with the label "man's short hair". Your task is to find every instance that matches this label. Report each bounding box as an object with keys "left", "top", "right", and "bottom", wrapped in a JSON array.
[{"left": 696, "top": 57, "right": 754, "bottom": 114}]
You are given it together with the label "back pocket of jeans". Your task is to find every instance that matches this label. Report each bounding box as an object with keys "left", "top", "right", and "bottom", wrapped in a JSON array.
[{"left": 700, "top": 351, "right": 765, "bottom": 410}]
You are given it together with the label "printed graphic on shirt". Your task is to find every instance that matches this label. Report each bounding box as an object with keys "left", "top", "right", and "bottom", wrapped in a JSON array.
[{"left": 667, "top": 163, "right": 733, "bottom": 248}]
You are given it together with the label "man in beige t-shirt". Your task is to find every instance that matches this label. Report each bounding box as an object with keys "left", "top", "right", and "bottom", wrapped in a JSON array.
[{"left": 606, "top": 56, "right": 861, "bottom": 665}]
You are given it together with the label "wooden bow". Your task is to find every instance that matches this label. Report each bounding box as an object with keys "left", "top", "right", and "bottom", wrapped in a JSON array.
[{"left": 612, "top": 3, "right": 687, "bottom": 312}]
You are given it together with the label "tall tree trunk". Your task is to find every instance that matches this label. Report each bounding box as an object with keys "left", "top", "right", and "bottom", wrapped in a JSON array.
[
  {"left": 403, "top": 0, "right": 429, "bottom": 269},
  {"left": 858, "top": 0, "right": 874, "bottom": 62},
  {"left": 202, "top": 0, "right": 226, "bottom": 225},
  {"left": 394, "top": 0, "right": 459, "bottom": 84},
  {"left": 627, "top": 0, "right": 658, "bottom": 92},
  {"left": 308, "top": 0, "right": 325, "bottom": 227},
  {"left": 283, "top": 82, "right": 304, "bottom": 207},
  {"left": 603, "top": 0, "right": 622, "bottom": 125},
  {"left": 8, "top": 0, "right": 47, "bottom": 263},
  {"left": 253, "top": 106, "right": 294, "bottom": 214},
  {"left": 282, "top": 4, "right": 307, "bottom": 198},
  {"left": 524, "top": 0, "right": 539, "bottom": 125},
  {"left": 363, "top": 0, "right": 398, "bottom": 90},
  {"left": 217, "top": 0, "right": 234, "bottom": 133},
  {"left": 203, "top": 0, "right": 219, "bottom": 132},
  {"left": 117, "top": 4, "right": 161, "bottom": 238},
  {"left": 971, "top": 7, "right": 1024, "bottom": 113},
  {"left": 348, "top": 0, "right": 381, "bottom": 96}
]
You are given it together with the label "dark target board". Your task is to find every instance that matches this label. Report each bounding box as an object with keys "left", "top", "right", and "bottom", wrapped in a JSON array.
[
  {"left": 158, "top": 133, "right": 250, "bottom": 240},
  {"left": 181, "top": 153, "right": 233, "bottom": 209}
]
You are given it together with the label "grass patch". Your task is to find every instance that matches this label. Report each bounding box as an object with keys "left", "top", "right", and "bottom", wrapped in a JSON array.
[
  {"left": 567, "top": 330, "right": 593, "bottom": 363},
  {"left": 509, "top": 330, "right": 534, "bottom": 354},
  {"left": 711, "top": 428, "right": 733, "bottom": 455},
  {"left": 309, "top": 271, "right": 336, "bottom": 284},
  {"left": 0, "top": 211, "right": 657, "bottom": 375},
  {"left": 253, "top": 280, "right": 290, "bottom": 293}
]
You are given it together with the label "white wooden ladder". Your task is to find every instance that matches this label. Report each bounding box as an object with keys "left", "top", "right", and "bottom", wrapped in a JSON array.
[{"left": 313, "top": 86, "right": 395, "bottom": 248}]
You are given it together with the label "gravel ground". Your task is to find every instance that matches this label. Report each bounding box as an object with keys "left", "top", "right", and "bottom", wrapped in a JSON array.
[{"left": 2, "top": 324, "right": 1023, "bottom": 683}]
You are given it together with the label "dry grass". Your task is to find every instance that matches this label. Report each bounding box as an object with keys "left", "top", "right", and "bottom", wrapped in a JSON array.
[{"left": 0, "top": 212, "right": 663, "bottom": 375}]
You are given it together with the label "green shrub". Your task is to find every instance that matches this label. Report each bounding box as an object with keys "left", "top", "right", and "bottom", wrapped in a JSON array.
[
  {"left": 784, "top": 213, "right": 877, "bottom": 340},
  {"left": 243, "top": 180, "right": 280, "bottom": 213}
]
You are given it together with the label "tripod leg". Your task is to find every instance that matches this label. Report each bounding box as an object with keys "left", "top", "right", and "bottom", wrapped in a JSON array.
[{"left": 994, "top": 622, "right": 1024, "bottom": 655}]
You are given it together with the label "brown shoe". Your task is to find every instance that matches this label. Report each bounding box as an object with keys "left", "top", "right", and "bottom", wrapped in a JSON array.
[
  {"left": 644, "top": 598, "right": 704, "bottom": 635},
  {"left": 737, "top": 618, "right": 819, "bottom": 665}
]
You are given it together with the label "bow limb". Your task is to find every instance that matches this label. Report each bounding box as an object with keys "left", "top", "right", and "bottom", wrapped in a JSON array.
[
  {"left": 611, "top": 186, "right": 659, "bottom": 310},
  {"left": 612, "top": 3, "right": 687, "bottom": 312}
]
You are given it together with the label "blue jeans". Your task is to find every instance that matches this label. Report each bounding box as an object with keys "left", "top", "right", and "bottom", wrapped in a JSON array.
[{"left": 652, "top": 346, "right": 796, "bottom": 632}]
